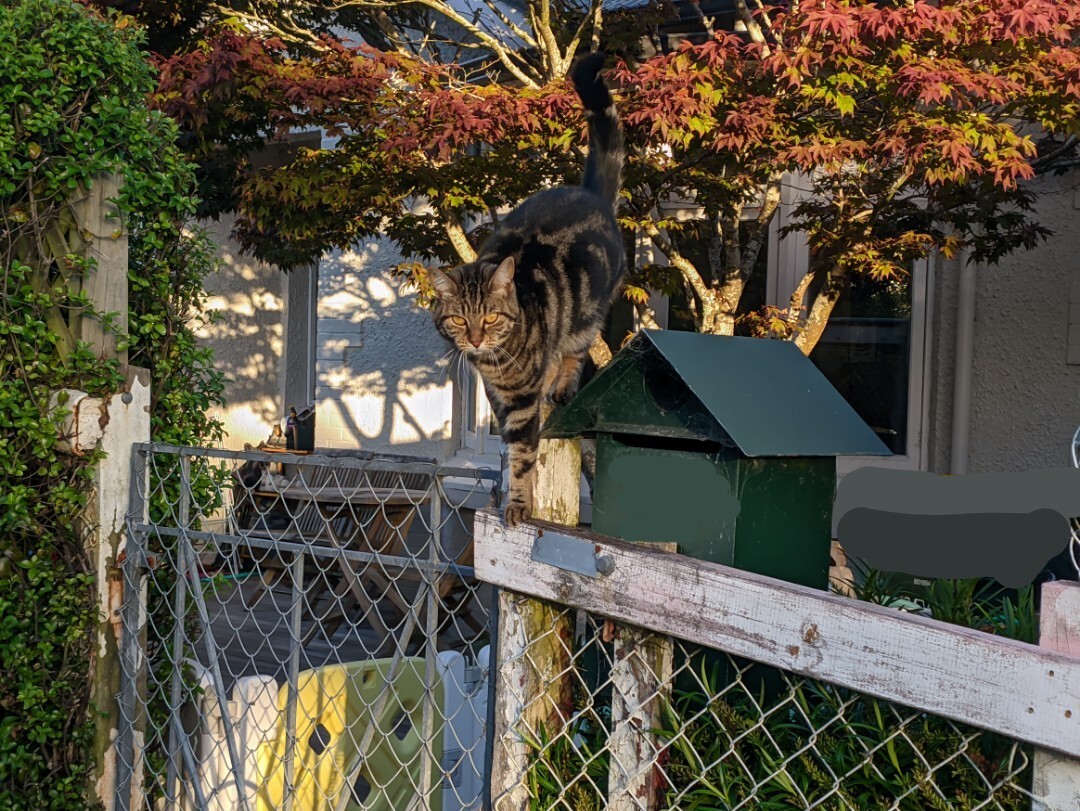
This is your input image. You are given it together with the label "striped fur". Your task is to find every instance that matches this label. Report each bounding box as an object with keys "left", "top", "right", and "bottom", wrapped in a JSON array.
[{"left": 429, "top": 53, "right": 625, "bottom": 527}]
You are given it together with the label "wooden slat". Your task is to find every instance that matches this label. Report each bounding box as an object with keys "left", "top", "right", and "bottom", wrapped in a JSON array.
[
  {"left": 608, "top": 624, "right": 673, "bottom": 810},
  {"left": 1033, "top": 581, "right": 1080, "bottom": 807},
  {"left": 73, "top": 173, "right": 128, "bottom": 363},
  {"left": 473, "top": 511, "right": 1080, "bottom": 759}
]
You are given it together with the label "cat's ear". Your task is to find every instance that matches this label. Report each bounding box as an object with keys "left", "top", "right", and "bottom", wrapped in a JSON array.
[
  {"left": 428, "top": 267, "right": 459, "bottom": 300},
  {"left": 487, "top": 256, "right": 515, "bottom": 295}
]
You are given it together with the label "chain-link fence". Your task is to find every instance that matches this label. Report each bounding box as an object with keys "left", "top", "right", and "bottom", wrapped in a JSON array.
[
  {"left": 493, "top": 609, "right": 1034, "bottom": 811},
  {"left": 116, "top": 443, "right": 500, "bottom": 811},
  {"left": 477, "top": 515, "right": 1074, "bottom": 811}
]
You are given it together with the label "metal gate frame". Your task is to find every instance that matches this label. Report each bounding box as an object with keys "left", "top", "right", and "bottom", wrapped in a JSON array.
[{"left": 115, "top": 442, "right": 500, "bottom": 811}]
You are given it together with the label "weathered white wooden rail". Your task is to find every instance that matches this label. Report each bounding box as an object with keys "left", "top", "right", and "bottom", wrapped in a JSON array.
[{"left": 475, "top": 511, "right": 1080, "bottom": 810}]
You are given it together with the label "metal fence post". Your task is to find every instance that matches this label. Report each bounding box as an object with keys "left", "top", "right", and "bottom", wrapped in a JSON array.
[
  {"left": 116, "top": 444, "right": 150, "bottom": 811},
  {"left": 1032, "top": 580, "right": 1080, "bottom": 810},
  {"left": 420, "top": 478, "right": 443, "bottom": 808},
  {"left": 490, "top": 412, "right": 580, "bottom": 810}
]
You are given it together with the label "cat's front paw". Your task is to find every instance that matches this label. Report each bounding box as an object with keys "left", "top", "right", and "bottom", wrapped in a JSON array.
[
  {"left": 548, "top": 380, "right": 579, "bottom": 407},
  {"left": 503, "top": 501, "right": 532, "bottom": 528}
]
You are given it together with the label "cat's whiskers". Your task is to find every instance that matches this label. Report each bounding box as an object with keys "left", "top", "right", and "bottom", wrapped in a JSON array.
[
  {"left": 454, "top": 350, "right": 469, "bottom": 387},
  {"left": 490, "top": 347, "right": 506, "bottom": 384},
  {"left": 438, "top": 348, "right": 458, "bottom": 384},
  {"left": 494, "top": 345, "right": 524, "bottom": 373},
  {"left": 436, "top": 348, "right": 457, "bottom": 383}
]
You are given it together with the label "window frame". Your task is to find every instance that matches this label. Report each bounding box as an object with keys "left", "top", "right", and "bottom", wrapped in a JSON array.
[{"left": 460, "top": 367, "right": 502, "bottom": 457}]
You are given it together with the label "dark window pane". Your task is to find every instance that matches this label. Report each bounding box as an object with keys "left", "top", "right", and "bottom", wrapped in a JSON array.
[{"left": 809, "top": 274, "right": 912, "bottom": 454}]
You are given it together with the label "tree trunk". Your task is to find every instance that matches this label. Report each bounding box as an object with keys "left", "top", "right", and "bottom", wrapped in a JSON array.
[
  {"left": 710, "top": 310, "right": 737, "bottom": 336},
  {"left": 443, "top": 216, "right": 477, "bottom": 263},
  {"left": 793, "top": 263, "right": 848, "bottom": 355}
]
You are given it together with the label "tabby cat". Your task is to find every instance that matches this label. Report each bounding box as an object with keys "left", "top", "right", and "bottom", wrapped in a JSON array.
[{"left": 429, "top": 53, "right": 625, "bottom": 527}]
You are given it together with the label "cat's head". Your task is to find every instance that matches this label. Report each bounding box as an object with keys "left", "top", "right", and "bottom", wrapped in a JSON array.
[{"left": 429, "top": 257, "right": 519, "bottom": 354}]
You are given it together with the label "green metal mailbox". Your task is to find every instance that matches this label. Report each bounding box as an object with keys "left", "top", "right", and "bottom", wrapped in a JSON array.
[{"left": 544, "top": 330, "right": 891, "bottom": 590}]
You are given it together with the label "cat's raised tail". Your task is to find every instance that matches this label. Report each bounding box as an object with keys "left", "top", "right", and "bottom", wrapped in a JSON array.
[{"left": 571, "top": 53, "right": 625, "bottom": 211}]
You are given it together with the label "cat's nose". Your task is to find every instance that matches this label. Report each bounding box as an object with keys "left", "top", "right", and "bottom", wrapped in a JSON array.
[{"left": 469, "top": 334, "right": 483, "bottom": 347}]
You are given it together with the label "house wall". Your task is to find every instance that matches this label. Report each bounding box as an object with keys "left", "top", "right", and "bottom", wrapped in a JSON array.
[
  {"left": 927, "top": 170, "right": 1080, "bottom": 474},
  {"left": 314, "top": 238, "right": 457, "bottom": 459},
  {"left": 197, "top": 214, "right": 294, "bottom": 449}
]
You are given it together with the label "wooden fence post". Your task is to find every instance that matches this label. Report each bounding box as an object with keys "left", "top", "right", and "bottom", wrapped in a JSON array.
[
  {"left": 55, "top": 172, "right": 144, "bottom": 809},
  {"left": 72, "top": 173, "right": 128, "bottom": 364},
  {"left": 87, "top": 368, "right": 151, "bottom": 810},
  {"left": 607, "top": 623, "right": 674, "bottom": 809},
  {"left": 490, "top": 408, "right": 581, "bottom": 810},
  {"left": 1032, "top": 580, "right": 1080, "bottom": 811},
  {"left": 606, "top": 540, "right": 678, "bottom": 810}
]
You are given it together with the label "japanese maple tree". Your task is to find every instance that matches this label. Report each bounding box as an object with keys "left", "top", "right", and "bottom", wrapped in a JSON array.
[{"left": 149, "top": 0, "right": 1080, "bottom": 354}]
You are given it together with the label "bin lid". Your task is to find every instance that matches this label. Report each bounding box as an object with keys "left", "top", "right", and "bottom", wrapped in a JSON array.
[{"left": 543, "top": 330, "right": 891, "bottom": 457}]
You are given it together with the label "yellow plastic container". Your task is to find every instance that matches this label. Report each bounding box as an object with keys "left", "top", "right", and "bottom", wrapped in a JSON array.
[{"left": 255, "top": 658, "right": 444, "bottom": 810}]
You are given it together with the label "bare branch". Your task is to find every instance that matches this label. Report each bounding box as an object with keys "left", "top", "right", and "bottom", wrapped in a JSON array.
[
  {"left": 643, "top": 221, "right": 711, "bottom": 324},
  {"left": 444, "top": 214, "right": 478, "bottom": 262},
  {"left": 786, "top": 269, "right": 814, "bottom": 329},
  {"left": 589, "top": 0, "right": 603, "bottom": 52},
  {"left": 209, "top": 4, "right": 328, "bottom": 50},
  {"left": 741, "top": 175, "right": 782, "bottom": 276},
  {"left": 733, "top": 0, "right": 771, "bottom": 56},
  {"left": 794, "top": 262, "right": 849, "bottom": 355},
  {"left": 685, "top": 0, "right": 715, "bottom": 38},
  {"left": 413, "top": 0, "right": 541, "bottom": 84},
  {"left": 748, "top": 0, "right": 777, "bottom": 40},
  {"left": 589, "top": 332, "right": 614, "bottom": 367},
  {"left": 478, "top": 0, "right": 539, "bottom": 49},
  {"left": 633, "top": 299, "right": 661, "bottom": 330},
  {"left": 566, "top": 0, "right": 604, "bottom": 63},
  {"left": 336, "top": 0, "right": 542, "bottom": 86},
  {"left": 534, "top": 0, "right": 567, "bottom": 78},
  {"left": 721, "top": 210, "right": 741, "bottom": 278},
  {"left": 1033, "top": 135, "right": 1080, "bottom": 173}
]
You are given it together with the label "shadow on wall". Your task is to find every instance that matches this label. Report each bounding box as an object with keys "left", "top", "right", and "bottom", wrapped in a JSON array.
[
  {"left": 196, "top": 220, "right": 291, "bottom": 448},
  {"left": 316, "top": 241, "right": 458, "bottom": 460}
]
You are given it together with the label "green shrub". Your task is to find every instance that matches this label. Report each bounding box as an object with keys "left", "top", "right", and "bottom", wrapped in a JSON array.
[{"left": 0, "top": 2, "right": 224, "bottom": 808}]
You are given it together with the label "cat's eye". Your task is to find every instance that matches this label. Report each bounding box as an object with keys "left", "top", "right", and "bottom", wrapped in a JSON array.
[
  {"left": 449, "top": 316, "right": 467, "bottom": 327},
  {"left": 483, "top": 314, "right": 500, "bottom": 326}
]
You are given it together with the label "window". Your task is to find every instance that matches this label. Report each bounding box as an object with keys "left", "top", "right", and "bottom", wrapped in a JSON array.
[
  {"left": 769, "top": 176, "right": 932, "bottom": 470},
  {"left": 812, "top": 258, "right": 932, "bottom": 473},
  {"left": 460, "top": 367, "right": 502, "bottom": 456}
]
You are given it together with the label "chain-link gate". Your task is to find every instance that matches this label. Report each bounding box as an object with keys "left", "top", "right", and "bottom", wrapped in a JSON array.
[{"left": 116, "top": 443, "right": 500, "bottom": 811}]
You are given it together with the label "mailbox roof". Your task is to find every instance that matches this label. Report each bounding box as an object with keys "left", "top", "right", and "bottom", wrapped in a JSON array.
[{"left": 543, "top": 330, "right": 891, "bottom": 457}]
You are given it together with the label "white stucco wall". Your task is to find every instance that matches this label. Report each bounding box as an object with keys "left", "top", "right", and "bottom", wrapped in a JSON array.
[
  {"left": 928, "top": 170, "right": 1080, "bottom": 473},
  {"left": 315, "top": 239, "right": 456, "bottom": 459},
  {"left": 196, "top": 215, "right": 290, "bottom": 449}
]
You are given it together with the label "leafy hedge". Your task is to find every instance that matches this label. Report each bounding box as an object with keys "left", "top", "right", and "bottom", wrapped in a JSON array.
[{"left": 0, "top": 2, "right": 224, "bottom": 808}]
